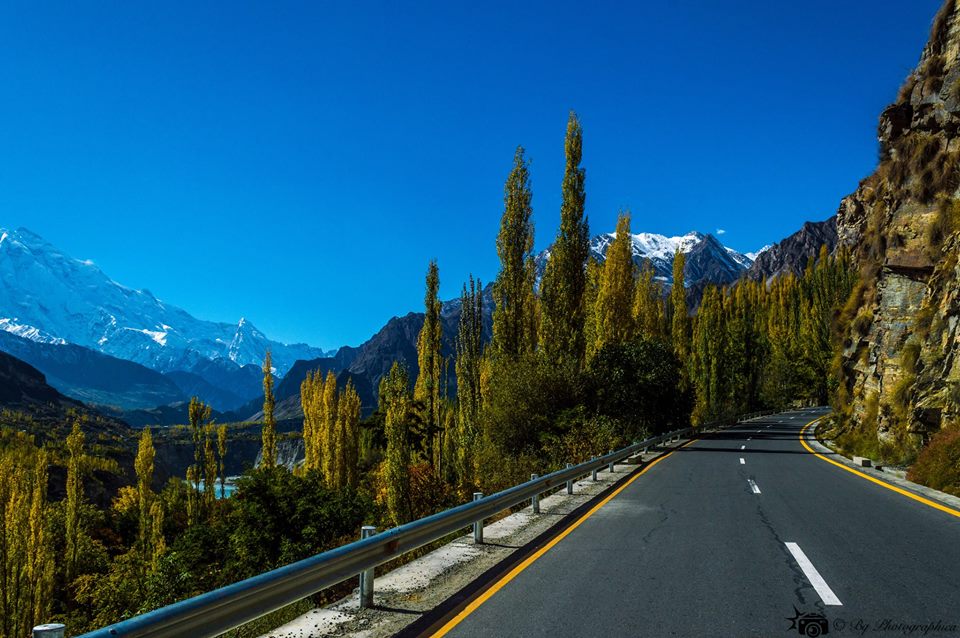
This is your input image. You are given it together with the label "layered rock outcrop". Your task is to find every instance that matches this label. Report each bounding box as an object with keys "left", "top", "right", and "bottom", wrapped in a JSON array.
[{"left": 832, "top": 0, "right": 960, "bottom": 458}]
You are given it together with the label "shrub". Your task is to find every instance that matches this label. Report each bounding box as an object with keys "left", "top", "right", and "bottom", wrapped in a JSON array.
[
  {"left": 907, "top": 426, "right": 960, "bottom": 497},
  {"left": 227, "top": 468, "right": 373, "bottom": 579},
  {"left": 851, "top": 309, "right": 873, "bottom": 337},
  {"left": 587, "top": 338, "right": 692, "bottom": 439},
  {"left": 483, "top": 354, "right": 584, "bottom": 456}
]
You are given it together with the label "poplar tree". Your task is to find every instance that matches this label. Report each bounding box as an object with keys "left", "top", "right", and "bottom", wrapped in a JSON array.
[
  {"left": 27, "top": 450, "right": 52, "bottom": 630},
  {"left": 134, "top": 427, "right": 155, "bottom": 573},
  {"left": 381, "top": 362, "right": 412, "bottom": 525},
  {"left": 65, "top": 418, "right": 85, "bottom": 583},
  {"left": 217, "top": 424, "right": 228, "bottom": 496},
  {"left": 492, "top": 146, "right": 537, "bottom": 358},
  {"left": 594, "top": 211, "right": 636, "bottom": 351},
  {"left": 583, "top": 257, "right": 603, "bottom": 361},
  {"left": 337, "top": 380, "right": 362, "bottom": 488},
  {"left": 455, "top": 276, "right": 484, "bottom": 491},
  {"left": 261, "top": 350, "right": 277, "bottom": 469},
  {"left": 670, "top": 250, "right": 690, "bottom": 366},
  {"left": 414, "top": 260, "right": 443, "bottom": 472},
  {"left": 300, "top": 370, "right": 323, "bottom": 472},
  {"left": 633, "top": 260, "right": 667, "bottom": 341},
  {"left": 187, "top": 397, "right": 212, "bottom": 524},
  {"left": 690, "top": 285, "right": 726, "bottom": 422},
  {"left": 203, "top": 425, "right": 218, "bottom": 512},
  {"left": 0, "top": 443, "right": 53, "bottom": 638},
  {"left": 322, "top": 371, "right": 338, "bottom": 483},
  {"left": 148, "top": 499, "right": 166, "bottom": 571},
  {"left": 539, "top": 112, "right": 589, "bottom": 367}
]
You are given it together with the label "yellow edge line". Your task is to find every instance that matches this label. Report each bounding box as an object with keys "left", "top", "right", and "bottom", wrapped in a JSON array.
[
  {"left": 800, "top": 418, "right": 960, "bottom": 519},
  {"left": 428, "top": 439, "right": 695, "bottom": 637}
]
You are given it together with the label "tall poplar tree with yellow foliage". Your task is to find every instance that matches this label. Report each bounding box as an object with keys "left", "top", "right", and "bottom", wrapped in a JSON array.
[
  {"left": 539, "top": 112, "right": 589, "bottom": 367},
  {"left": 0, "top": 435, "right": 53, "bottom": 638},
  {"left": 594, "top": 211, "right": 636, "bottom": 352},
  {"left": 492, "top": 146, "right": 537, "bottom": 359},
  {"left": 381, "top": 362, "right": 412, "bottom": 525},
  {"left": 261, "top": 350, "right": 277, "bottom": 469},
  {"left": 414, "top": 260, "right": 443, "bottom": 472},
  {"left": 670, "top": 250, "right": 690, "bottom": 366}
]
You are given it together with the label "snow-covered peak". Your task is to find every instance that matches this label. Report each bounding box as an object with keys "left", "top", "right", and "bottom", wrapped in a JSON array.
[
  {"left": 745, "top": 245, "right": 773, "bottom": 262},
  {"left": 0, "top": 318, "right": 67, "bottom": 344},
  {"left": 0, "top": 227, "right": 326, "bottom": 375},
  {"left": 535, "top": 228, "right": 761, "bottom": 289}
]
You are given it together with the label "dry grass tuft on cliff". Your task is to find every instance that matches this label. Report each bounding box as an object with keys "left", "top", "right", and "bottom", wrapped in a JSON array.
[{"left": 906, "top": 425, "right": 960, "bottom": 496}]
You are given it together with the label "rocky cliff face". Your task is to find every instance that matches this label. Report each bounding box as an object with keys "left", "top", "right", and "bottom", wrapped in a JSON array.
[{"left": 832, "top": 0, "right": 960, "bottom": 459}]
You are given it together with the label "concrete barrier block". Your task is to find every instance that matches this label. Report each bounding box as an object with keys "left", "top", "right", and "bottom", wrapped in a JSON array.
[{"left": 852, "top": 456, "right": 872, "bottom": 467}]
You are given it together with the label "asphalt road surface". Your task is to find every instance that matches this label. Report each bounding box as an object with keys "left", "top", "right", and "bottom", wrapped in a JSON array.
[{"left": 428, "top": 408, "right": 960, "bottom": 638}]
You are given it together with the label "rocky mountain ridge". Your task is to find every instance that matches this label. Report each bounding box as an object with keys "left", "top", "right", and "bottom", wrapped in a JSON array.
[{"left": 746, "top": 217, "right": 839, "bottom": 282}]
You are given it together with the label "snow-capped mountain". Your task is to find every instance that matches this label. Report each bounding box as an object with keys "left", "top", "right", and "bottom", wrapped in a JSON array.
[
  {"left": 0, "top": 227, "right": 327, "bottom": 376},
  {"left": 536, "top": 230, "right": 761, "bottom": 288}
]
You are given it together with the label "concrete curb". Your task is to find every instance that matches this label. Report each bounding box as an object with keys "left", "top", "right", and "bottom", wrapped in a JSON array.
[{"left": 808, "top": 421, "right": 960, "bottom": 513}]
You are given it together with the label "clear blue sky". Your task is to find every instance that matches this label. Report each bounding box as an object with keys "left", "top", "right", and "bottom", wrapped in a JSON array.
[{"left": 0, "top": 0, "right": 943, "bottom": 349}]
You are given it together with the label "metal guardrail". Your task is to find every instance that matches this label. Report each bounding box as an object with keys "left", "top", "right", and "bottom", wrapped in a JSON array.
[{"left": 62, "top": 412, "right": 774, "bottom": 638}]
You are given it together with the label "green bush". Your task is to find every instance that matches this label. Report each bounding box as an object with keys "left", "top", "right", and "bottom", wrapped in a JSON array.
[
  {"left": 483, "top": 354, "right": 585, "bottom": 455},
  {"left": 587, "top": 338, "right": 692, "bottom": 439},
  {"left": 227, "top": 468, "right": 374, "bottom": 579}
]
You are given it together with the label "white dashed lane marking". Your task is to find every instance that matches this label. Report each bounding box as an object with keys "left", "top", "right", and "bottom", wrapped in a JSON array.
[{"left": 785, "top": 542, "right": 843, "bottom": 606}]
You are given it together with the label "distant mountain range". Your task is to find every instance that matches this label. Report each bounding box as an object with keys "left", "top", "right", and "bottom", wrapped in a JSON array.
[
  {"left": 0, "top": 227, "right": 332, "bottom": 414},
  {"left": 536, "top": 230, "right": 765, "bottom": 290},
  {"left": 243, "top": 230, "right": 765, "bottom": 423},
  {"left": 0, "top": 227, "right": 329, "bottom": 376},
  {"left": 0, "top": 221, "right": 834, "bottom": 427}
]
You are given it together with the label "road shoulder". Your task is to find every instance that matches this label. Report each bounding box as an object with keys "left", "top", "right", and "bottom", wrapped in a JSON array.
[{"left": 807, "top": 419, "right": 960, "bottom": 515}]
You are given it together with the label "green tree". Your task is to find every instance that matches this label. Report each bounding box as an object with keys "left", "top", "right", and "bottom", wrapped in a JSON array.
[
  {"left": 594, "top": 211, "right": 636, "bottom": 351},
  {"left": 380, "top": 362, "right": 412, "bottom": 526},
  {"left": 455, "top": 276, "right": 484, "bottom": 492},
  {"left": 216, "top": 424, "right": 228, "bottom": 497},
  {"left": 633, "top": 260, "right": 666, "bottom": 341},
  {"left": 322, "top": 371, "right": 338, "bottom": 483},
  {"left": 539, "top": 112, "right": 590, "bottom": 367},
  {"left": 492, "top": 146, "right": 537, "bottom": 358},
  {"left": 0, "top": 441, "right": 53, "bottom": 638},
  {"left": 65, "top": 418, "right": 85, "bottom": 583},
  {"left": 187, "top": 397, "right": 212, "bottom": 524},
  {"left": 203, "top": 425, "right": 218, "bottom": 513},
  {"left": 588, "top": 338, "right": 692, "bottom": 440},
  {"left": 134, "top": 427, "right": 156, "bottom": 578},
  {"left": 337, "top": 380, "right": 362, "bottom": 488},
  {"left": 414, "top": 260, "right": 443, "bottom": 472},
  {"left": 261, "top": 350, "right": 277, "bottom": 469},
  {"left": 670, "top": 250, "right": 690, "bottom": 365}
]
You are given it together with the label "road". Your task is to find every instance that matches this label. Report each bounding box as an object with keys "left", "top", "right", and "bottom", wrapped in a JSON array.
[{"left": 426, "top": 409, "right": 960, "bottom": 637}]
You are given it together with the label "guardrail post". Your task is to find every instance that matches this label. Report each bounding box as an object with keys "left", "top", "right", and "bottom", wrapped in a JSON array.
[
  {"left": 531, "top": 474, "right": 540, "bottom": 513},
  {"left": 608, "top": 450, "right": 615, "bottom": 473},
  {"left": 591, "top": 458, "right": 598, "bottom": 482},
  {"left": 33, "top": 625, "right": 65, "bottom": 638},
  {"left": 566, "top": 464, "right": 574, "bottom": 494},
  {"left": 473, "top": 493, "right": 484, "bottom": 543},
  {"left": 359, "top": 526, "right": 377, "bottom": 608}
]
